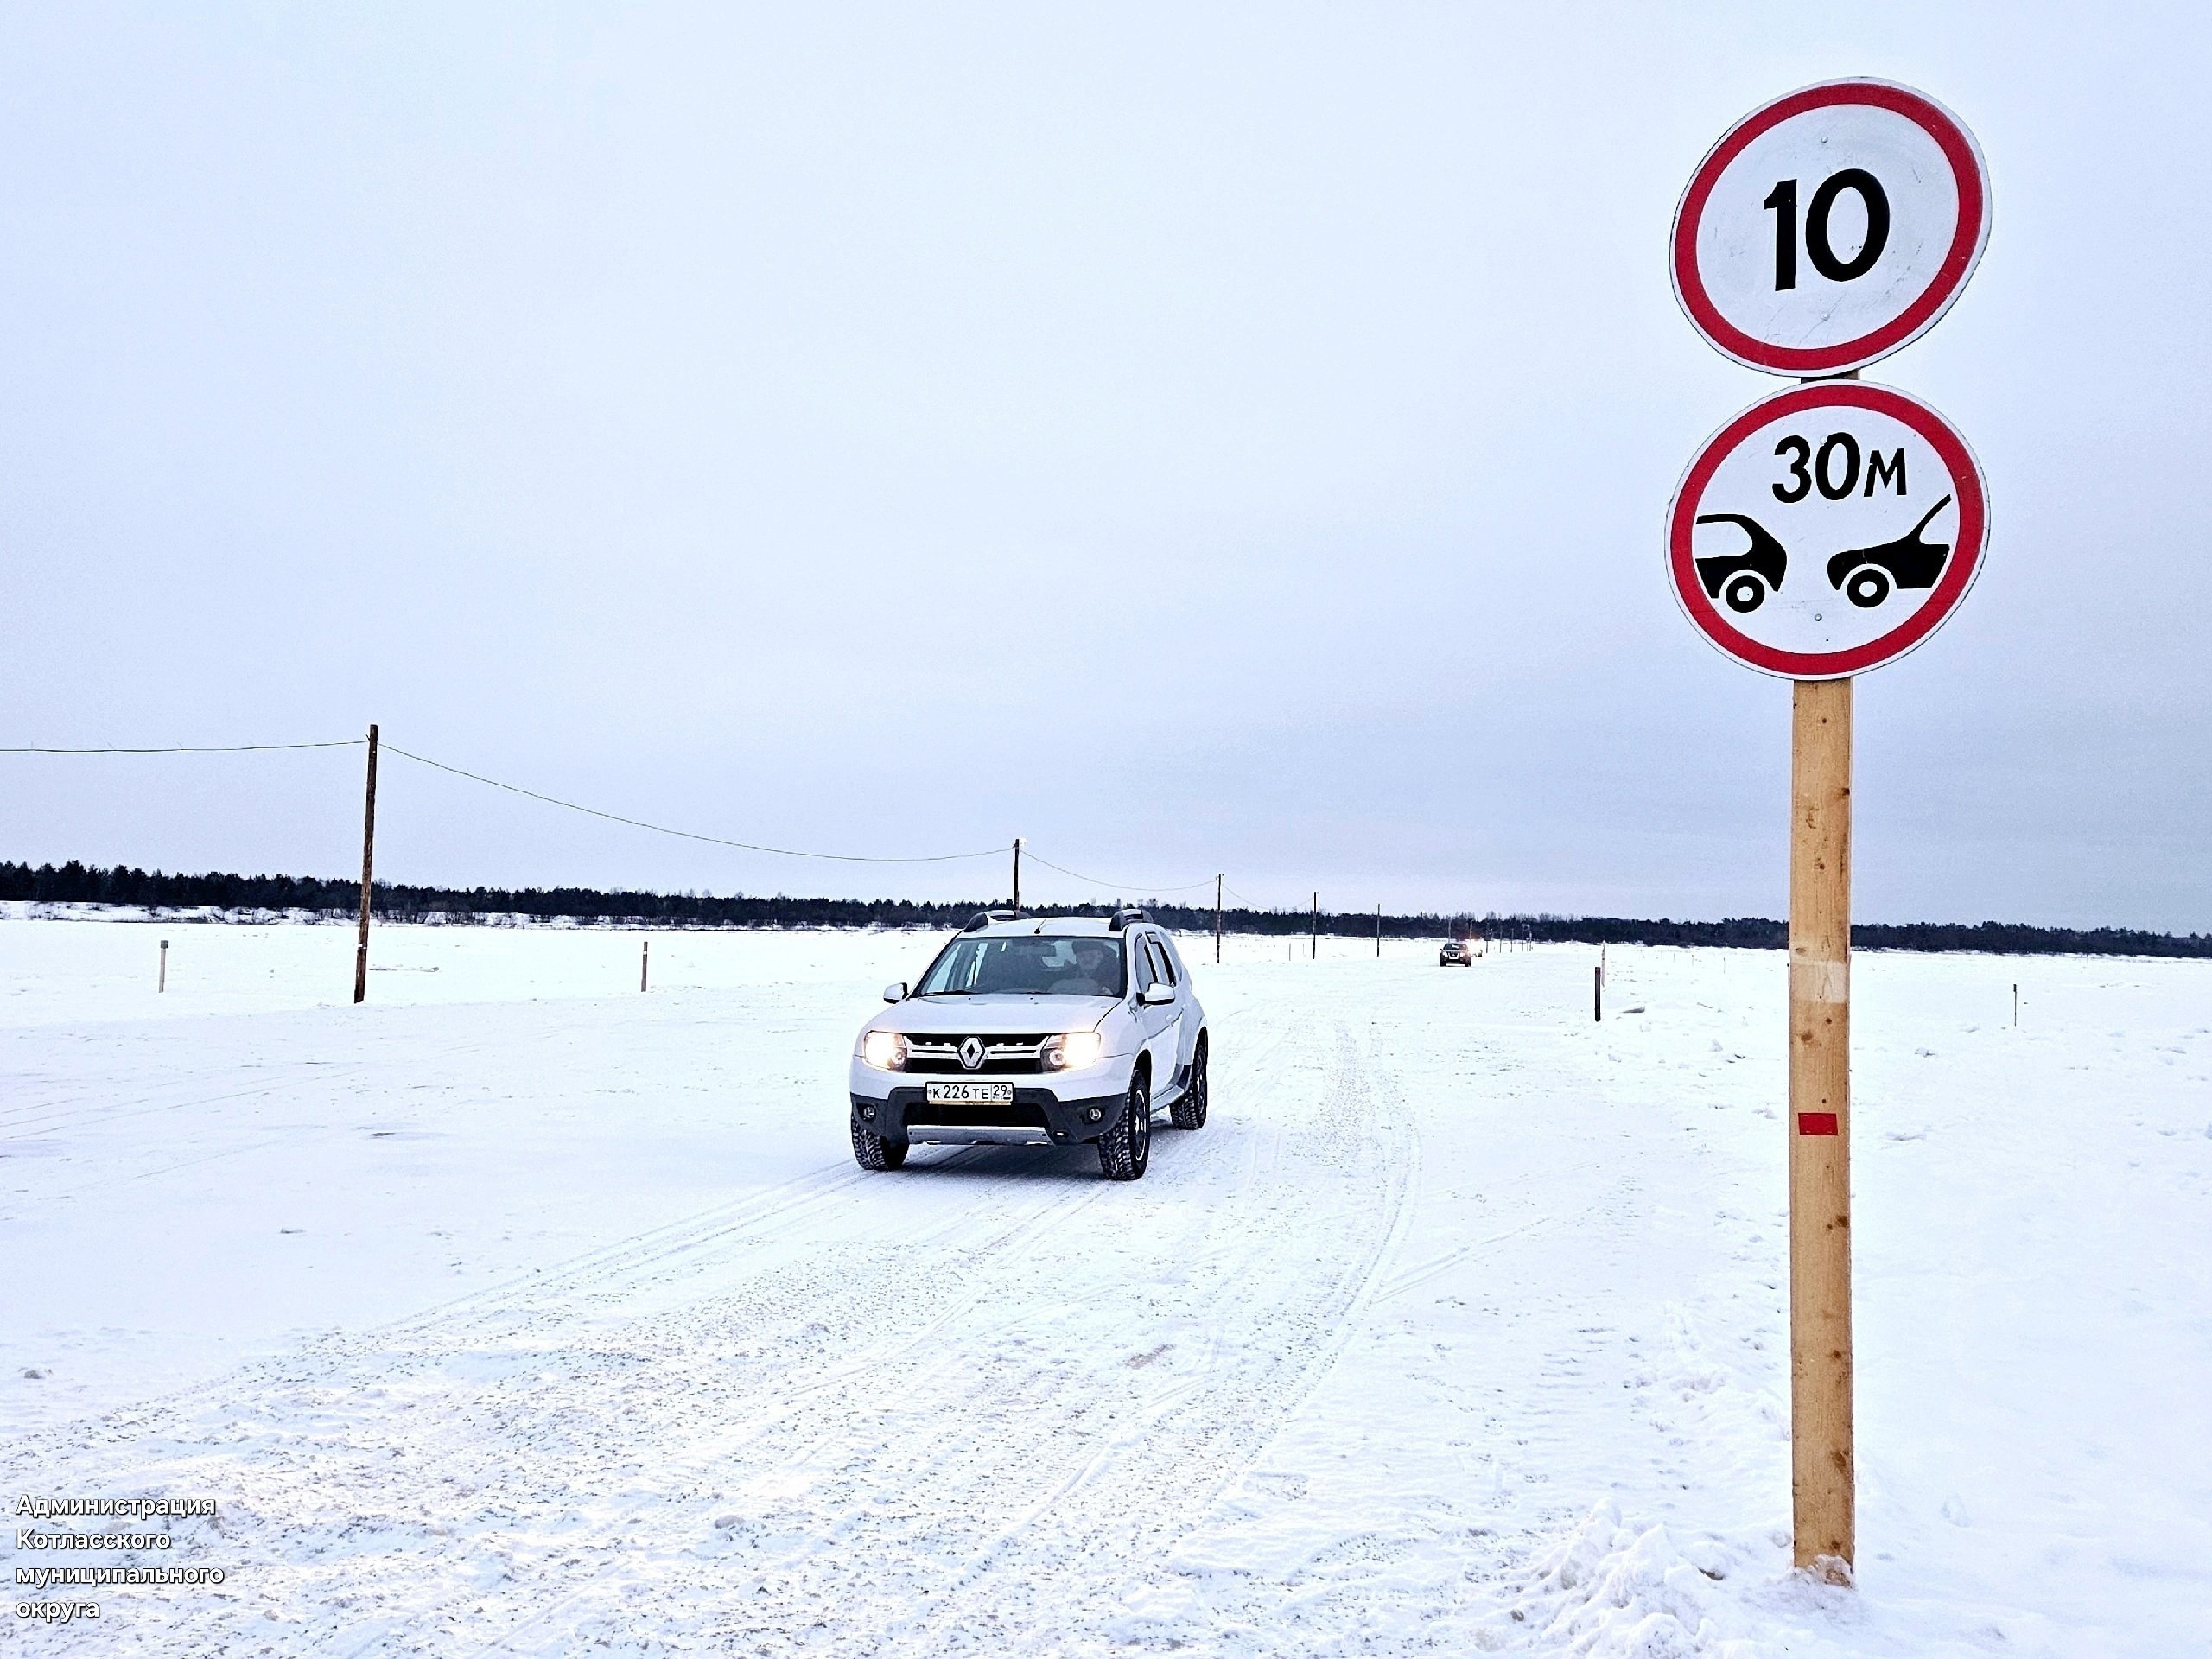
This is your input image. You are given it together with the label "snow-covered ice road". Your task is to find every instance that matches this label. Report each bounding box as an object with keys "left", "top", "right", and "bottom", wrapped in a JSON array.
[{"left": 2, "top": 922, "right": 2208, "bottom": 1655}]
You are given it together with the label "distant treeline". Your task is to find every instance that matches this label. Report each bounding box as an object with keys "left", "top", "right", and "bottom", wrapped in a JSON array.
[{"left": 4, "top": 860, "right": 2209, "bottom": 959}]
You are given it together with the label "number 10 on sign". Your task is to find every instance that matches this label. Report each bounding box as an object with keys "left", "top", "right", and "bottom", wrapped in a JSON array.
[{"left": 1672, "top": 79, "right": 1990, "bottom": 377}]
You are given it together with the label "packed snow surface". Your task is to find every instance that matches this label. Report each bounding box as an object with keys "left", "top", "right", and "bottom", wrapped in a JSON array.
[{"left": 2, "top": 919, "right": 2207, "bottom": 1656}]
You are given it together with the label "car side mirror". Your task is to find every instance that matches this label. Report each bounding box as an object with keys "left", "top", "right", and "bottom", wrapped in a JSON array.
[
  {"left": 882, "top": 982, "right": 907, "bottom": 1003},
  {"left": 1140, "top": 982, "right": 1174, "bottom": 1005}
]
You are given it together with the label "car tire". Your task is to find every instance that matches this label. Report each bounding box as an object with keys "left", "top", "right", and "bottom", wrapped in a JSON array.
[
  {"left": 851, "top": 1119, "right": 908, "bottom": 1171},
  {"left": 1171, "top": 1039, "right": 1208, "bottom": 1131},
  {"left": 1098, "top": 1067, "right": 1151, "bottom": 1180}
]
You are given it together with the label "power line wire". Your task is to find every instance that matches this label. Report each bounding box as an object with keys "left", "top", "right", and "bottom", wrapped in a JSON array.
[
  {"left": 0, "top": 740, "right": 365, "bottom": 753},
  {"left": 381, "top": 743, "right": 1007, "bottom": 865},
  {"left": 3, "top": 734, "right": 1236, "bottom": 881},
  {"left": 1021, "top": 851, "right": 1218, "bottom": 896}
]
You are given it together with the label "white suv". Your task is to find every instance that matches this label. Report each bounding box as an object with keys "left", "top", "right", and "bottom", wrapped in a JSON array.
[{"left": 849, "top": 909, "right": 1209, "bottom": 1181}]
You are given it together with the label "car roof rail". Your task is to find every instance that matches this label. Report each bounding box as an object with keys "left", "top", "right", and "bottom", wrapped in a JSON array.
[
  {"left": 1108, "top": 906, "right": 1147, "bottom": 932},
  {"left": 962, "top": 908, "right": 1026, "bottom": 933}
]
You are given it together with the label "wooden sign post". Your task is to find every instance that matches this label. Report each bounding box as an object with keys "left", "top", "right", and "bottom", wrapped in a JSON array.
[
  {"left": 1789, "top": 677, "right": 1853, "bottom": 1573},
  {"left": 1669, "top": 79, "right": 1993, "bottom": 1579}
]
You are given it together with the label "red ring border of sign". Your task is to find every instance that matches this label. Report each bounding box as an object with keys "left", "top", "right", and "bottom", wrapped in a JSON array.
[
  {"left": 1667, "top": 381, "right": 1987, "bottom": 679},
  {"left": 1672, "top": 79, "right": 1991, "bottom": 376}
]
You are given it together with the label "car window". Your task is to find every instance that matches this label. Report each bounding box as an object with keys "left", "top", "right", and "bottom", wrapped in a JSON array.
[
  {"left": 1144, "top": 937, "right": 1175, "bottom": 988},
  {"left": 914, "top": 935, "right": 1128, "bottom": 997},
  {"left": 1159, "top": 934, "right": 1189, "bottom": 982},
  {"left": 1130, "top": 938, "right": 1159, "bottom": 994}
]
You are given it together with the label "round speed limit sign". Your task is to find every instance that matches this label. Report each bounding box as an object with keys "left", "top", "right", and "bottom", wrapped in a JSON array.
[
  {"left": 1673, "top": 79, "right": 1991, "bottom": 376},
  {"left": 1667, "top": 380, "right": 1987, "bottom": 678}
]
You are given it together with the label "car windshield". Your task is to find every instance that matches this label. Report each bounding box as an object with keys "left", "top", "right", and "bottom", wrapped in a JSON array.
[{"left": 915, "top": 935, "right": 1126, "bottom": 998}]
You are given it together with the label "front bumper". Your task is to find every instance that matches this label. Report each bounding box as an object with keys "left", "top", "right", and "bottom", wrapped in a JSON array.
[{"left": 850, "top": 1085, "right": 1129, "bottom": 1147}]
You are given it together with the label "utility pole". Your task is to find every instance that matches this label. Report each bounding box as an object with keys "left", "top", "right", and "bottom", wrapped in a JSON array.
[
  {"left": 1013, "top": 837, "right": 1022, "bottom": 911},
  {"left": 1215, "top": 874, "right": 1223, "bottom": 965},
  {"left": 353, "top": 722, "right": 379, "bottom": 1004},
  {"left": 1311, "top": 892, "right": 1319, "bottom": 960},
  {"left": 1375, "top": 901, "right": 1382, "bottom": 957}
]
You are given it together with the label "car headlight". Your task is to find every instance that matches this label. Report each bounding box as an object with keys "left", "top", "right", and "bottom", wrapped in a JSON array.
[
  {"left": 1042, "top": 1030, "right": 1104, "bottom": 1071},
  {"left": 862, "top": 1030, "right": 906, "bottom": 1071}
]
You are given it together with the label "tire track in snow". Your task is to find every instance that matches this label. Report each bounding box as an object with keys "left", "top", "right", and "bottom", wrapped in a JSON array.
[
  {"left": 872, "top": 1017, "right": 1421, "bottom": 1656},
  {"left": 3, "top": 984, "right": 1417, "bottom": 1656},
  {"left": 312, "top": 1001, "right": 1384, "bottom": 1656},
  {"left": 416, "top": 1169, "right": 1126, "bottom": 1659},
  {"left": 2, "top": 1153, "right": 880, "bottom": 1470},
  {"left": 657, "top": 1011, "right": 1423, "bottom": 1659},
  {"left": 435, "top": 1032, "right": 1325, "bottom": 1656},
  {"left": 0, "top": 1141, "right": 1132, "bottom": 1654},
  {"left": 0, "top": 1152, "right": 1116, "bottom": 1656},
  {"left": 0, "top": 1070, "right": 373, "bottom": 1141}
]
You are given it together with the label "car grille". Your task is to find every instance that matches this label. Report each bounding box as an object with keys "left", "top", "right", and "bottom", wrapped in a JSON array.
[{"left": 901, "top": 1036, "right": 1049, "bottom": 1076}]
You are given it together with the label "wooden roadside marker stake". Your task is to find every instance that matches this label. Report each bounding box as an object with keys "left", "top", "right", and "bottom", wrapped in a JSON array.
[
  {"left": 641, "top": 938, "right": 650, "bottom": 994},
  {"left": 1789, "top": 677, "right": 1854, "bottom": 1579},
  {"left": 158, "top": 938, "right": 168, "bottom": 993},
  {"left": 353, "top": 722, "right": 379, "bottom": 1005},
  {"left": 1310, "top": 892, "right": 1318, "bottom": 961}
]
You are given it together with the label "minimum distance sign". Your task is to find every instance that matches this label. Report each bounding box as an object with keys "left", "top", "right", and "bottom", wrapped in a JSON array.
[
  {"left": 1673, "top": 79, "right": 1990, "bottom": 375},
  {"left": 1667, "top": 380, "right": 1986, "bottom": 678}
]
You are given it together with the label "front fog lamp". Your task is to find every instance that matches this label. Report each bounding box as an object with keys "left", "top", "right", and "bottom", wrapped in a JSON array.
[
  {"left": 1042, "top": 1031, "right": 1104, "bottom": 1071},
  {"left": 862, "top": 1031, "right": 906, "bottom": 1071}
]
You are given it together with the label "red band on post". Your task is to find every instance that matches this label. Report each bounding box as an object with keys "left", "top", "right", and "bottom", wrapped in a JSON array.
[{"left": 1797, "top": 1111, "right": 1840, "bottom": 1136}]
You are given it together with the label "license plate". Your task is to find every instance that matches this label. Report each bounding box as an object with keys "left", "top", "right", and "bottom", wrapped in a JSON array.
[{"left": 925, "top": 1080, "right": 1014, "bottom": 1106}]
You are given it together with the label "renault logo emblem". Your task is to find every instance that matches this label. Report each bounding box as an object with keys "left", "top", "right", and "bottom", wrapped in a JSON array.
[{"left": 958, "top": 1037, "right": 986, "bottom": 1071}]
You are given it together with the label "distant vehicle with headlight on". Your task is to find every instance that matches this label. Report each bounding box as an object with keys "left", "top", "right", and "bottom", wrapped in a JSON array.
[{"left": 849, "top": 909, "right": 1208, "bottom": 1181}]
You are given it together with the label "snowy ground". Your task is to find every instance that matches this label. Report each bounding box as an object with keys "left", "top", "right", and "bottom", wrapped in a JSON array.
[{"left": 2, "top": 918, "right": 2207, "bottom": 1656}]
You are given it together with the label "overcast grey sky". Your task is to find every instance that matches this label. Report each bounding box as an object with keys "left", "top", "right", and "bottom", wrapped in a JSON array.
[{"left": 4, "top": 3, "right": 2208, "bottom": 929}]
